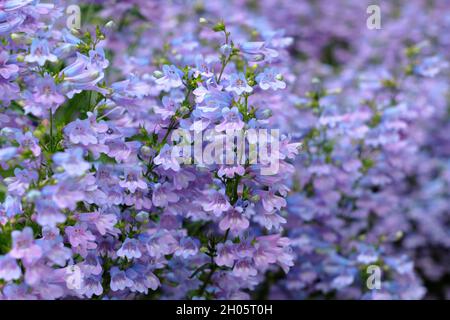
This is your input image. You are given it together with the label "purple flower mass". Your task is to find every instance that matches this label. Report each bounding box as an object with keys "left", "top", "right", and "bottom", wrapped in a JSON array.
[{"left": 0, "top": 0, "right": 449, "bottom": 301}]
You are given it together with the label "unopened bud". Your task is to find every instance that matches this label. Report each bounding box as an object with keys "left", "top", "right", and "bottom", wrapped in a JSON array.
[
  {"left": 179, "top": 106, "right": 189, "bottom": 115},
  {"left": 153, "top": 70, "right": 163, "bottom": 79},
  {"left": 212, "top": 21, "right": 226, "bottom": 32},
  {"left": 136, "top": 211, "right": 149, "bottom": 222},
  {"left": 105, "top": 20, "right": 115, "bottom": 29}
]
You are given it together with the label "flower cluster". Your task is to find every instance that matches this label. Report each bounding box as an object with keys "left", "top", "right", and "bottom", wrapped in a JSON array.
[
  {"left": 0, "top": 0, "right": 299, "bottom": 300},
  {"left": 1, "top": 0, "right": 449, "bottom": 300}
]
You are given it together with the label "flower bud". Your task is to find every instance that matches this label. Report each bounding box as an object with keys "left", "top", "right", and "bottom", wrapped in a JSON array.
[
  {"left": 153, "top": 70, "right": 163, "bottom": 79},
  {"left": 105, "top": 20, "right": 116, "bottom": 29},
  {"left": 136, "top": 211, "right": 149, "bottom": 222},
  {"left": 212, "top": 21, "right": 225, "bottom": 32}
]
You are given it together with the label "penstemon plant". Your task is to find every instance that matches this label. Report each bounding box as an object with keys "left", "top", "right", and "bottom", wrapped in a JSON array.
[
  {"left": 0, "top": 1, "right": 299, "bottom": 300},
  {"left": 0, "top": 0, "right": 449, "bottom": 300}
]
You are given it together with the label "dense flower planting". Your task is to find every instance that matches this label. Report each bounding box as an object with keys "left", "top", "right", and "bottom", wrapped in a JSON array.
[{"left": 0, "top": 0, "right": 449, "bottom": 300}]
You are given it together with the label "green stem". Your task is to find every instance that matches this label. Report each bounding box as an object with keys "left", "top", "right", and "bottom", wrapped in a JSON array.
[{"left": 49, "top": 108, "right": 54, "bottom": 152}]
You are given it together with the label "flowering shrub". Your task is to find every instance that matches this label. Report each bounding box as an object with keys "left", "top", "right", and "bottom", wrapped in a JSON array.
[{"left": 0, "top": 0, "right": 449, "bottom": 300}]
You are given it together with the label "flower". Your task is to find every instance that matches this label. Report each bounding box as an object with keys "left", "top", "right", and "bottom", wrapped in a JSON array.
[
  {"left": 110, "top": 267, "right": 134, "bottom": 292},
  {"left": 415, "top": 56, "right": 449, "bottom": 78},
  {"left": 151, "top": 183, "right": 179, "bottom": 207},
  {"left": 65, "top": 224, "right": 97, "bottom": 257},
  {"left": 219, "top": 207, "right": 250, "bottom": 233},
  {"left": 215, "top": 241, "right": 236, "bottom": 267},
  {"left": 225, "top": 73, "right": 252, "bottom": 95},
  {"left": 233, "top": 258, "right": 257, "bottom": 279},
  {"left": 117, "top": 238, "right": 142, "bottom": 259},
  {"left": 200, "top": 190, "right": 231, "bottom": 216},
  {"left": 9, "top": 227, "right": 42, "bottom": 264},
  {"left": 119, "top": 167, "right": 147, "bottom": 193},
  {"left": 64, "top": 118, "right": 98, "bottom": 146},
  {"left": 0, "top": 255, "right": 22, "bottom": 281},
  {"left": 215, "top": 107, "right": 245, "bottom": 132},
  {"left": 155, "top": 65, "right": 183, "bottom": 90},
  {"left": 53, "top": 148, "right": 90, "bottom": 177},
  {"left": 60, "top": 53, "right": 105, "bottom": 97},
  {"left": 154, "top": 95, "right": 180, "bottom": 120},
  {"left": 239, "top": 42, "right": 278, "bottom": 62},
  {"left": 0, "top": 50, "right": 19, "bottom": 79},
  {"left": 153, "top": 144, "right": 183, "bottom": 172},
  {"left": 255, "top": 68, "right": 286, "bottom": 90},
  {"left": 24, "top": 39, "right": 57, "bottom": 66}
]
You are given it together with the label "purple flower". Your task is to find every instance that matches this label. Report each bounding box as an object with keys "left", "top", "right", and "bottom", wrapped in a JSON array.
[
  {"left": 152, "top": 182, "right": 179, "bottom": 207},
  {"left": 15, "top": 131, "right": 41, "bottom": 157},
  {"left": 81, "top": 252, "right": 103, "bottom": 276},
  {"left": 3, "top": 195, "right": 22, "bottom": 219},
  {"left": 34, "top": 189, "right": 66, "bottom": 227},
  {"left": 153, "top": 144, "right": 182, "bottom": 172},
  {"left": 219, "top": 207, "right": 249, "bottom": 233},
  {"left": 194, "top": 89, "right": 232, "bottom": 120},
  {"left": 53, "top": 148, "right": 90, "bottom": 177},
  {"left": 215, "top": 241, "right": 236, "bottom": 267},
  {"left": 256, "top": 235, "right": 293, "bottom": 273},
  {"left": 61, "top": 53, "right": 105, "bottom": 97},
  {"left": 257, "top": 189, "right": 287, "bottom": 212},
  {"left": 194, "top": 55, "right": 215, "bottom": 78},
  {"left": 32, "top": 74, "right": 65, "bottom": 111},
  {"left": 0, "top": 50, "right": 19, "bottom": 79},
  {"left": 65, "top": 224, "right": 97, "bottom": 257},
  {"left": 9, "top": 227, "right": 42, "bottom": 264},
  {"left": 415, "top": 56, "right": 449, "bottom": 78},
  {"left": 0, "top": 10, "right": 26, "bottom": 35},
  {"left": 117, "top": 238, "right": 142, "bottom": 259},
  {"left": 4, "top": 168, "right": 38, "bottom": 196},
  {"left": 89, "top": 47, "right": 109, "bottom": 71},
  {"left": 331, "top": 272, "right": 355, "bottom": 290},
  {"left": 2, "top": 283, "right": 37, "bottom": 300},
  {"left": 125, "top": 265, "right": 160, "bottom": 293},
  {"left": 119, "top": 167, "right": 147, "bottom": 193},
  {"left": 255, "top": 68, "right": 286, "bottom": 90},
  {"left": 144, "top": 231, "right": 177, "bottom": 258},
  {"left": 78, "top": 275, "right": 103, "bottom": 298},
  {"left": 77, "top": 210, "right": 119, "bottom": 236},
  {"left": 215, "top": 107, "right": 245, "bottom": 132},
  {"left": 233, "top": 258, "right": 257, "bottom": 279},
  {"left": 155, "top": 65, "right": 183, "bottom": 90},
  {"left": 239, "top": 42, "right": 278, "bottom": 62},
  {"left": 0, "top": 255, "right": 22, "bottom": 281},
  {"left": 110, "top": 267, "right": 134, "bottom": 292},
  {"left": 49, "top": 181, "right": 84, "bottom": 210},
  {"left": 64, "top": 118, "right": 98, "bottom": 146},
  {"left": 154, "top": 95, "right": 180, "bottom": 120},
  {"left": 112, "top": 75, "right": 151, "bottom": 100},
  {"left": 200, "top": 190, "right": 231, "bottom": 216},
  {"left": 225, "top": 73, "right": 252, "bottom": 96},
  {"left": 24, "top": 39, "right": 57, "bottom": 66},
  {"left": 0, "top": 146, "right": 17, "bottom": 162},
  {"left": 174, "top": 237, "right": 199, "bottom": 259}
]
